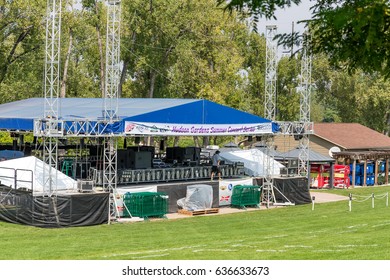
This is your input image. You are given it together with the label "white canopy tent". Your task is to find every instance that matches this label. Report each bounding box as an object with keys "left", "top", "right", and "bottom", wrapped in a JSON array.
[
  {"left": 219, "top": 149, "right": 284, "bottom": 177},
  {"left": 0, "top": 156, "right": 77, "bottom": 193}
]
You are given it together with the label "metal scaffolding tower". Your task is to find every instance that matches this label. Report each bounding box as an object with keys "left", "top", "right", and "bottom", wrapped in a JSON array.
[
  {"left": 265, "top": 25, "right": 277, "bottom": 121},
  {"left": 32, "top": 0, "right": 122, "bottom": 223},
  {"left": 262, "top": 25, "right": 278, "bottom": 207},
  {"left": 103, "top": 0, "right": 121, "bottom": 192},
  {"left": 297, "top": 33, "right": 312, "bottom": 176},
  {"left": 40, "top": 0, "right": 63, "bottom": 196},
  {"left": 104, "top": 0, "right": 121, "bottom": 114}
]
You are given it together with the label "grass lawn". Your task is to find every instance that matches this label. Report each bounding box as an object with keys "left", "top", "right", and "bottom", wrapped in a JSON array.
[{"left": 1, "top": 185, "right": 390, "bottom": 260}]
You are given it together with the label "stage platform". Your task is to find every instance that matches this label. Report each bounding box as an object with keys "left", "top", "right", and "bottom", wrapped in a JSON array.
[{"left": 0, "top": 185, "right": 109, "bottom": 227}]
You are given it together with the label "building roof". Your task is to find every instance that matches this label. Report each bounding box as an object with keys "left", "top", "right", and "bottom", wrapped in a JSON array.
[
  {"left": 314, "top": 123, "right": 390, "bottom": 150},
  {"left": 332, "top": 150, "right": 390, "bottom": 160},
  {"left": 276, "top": 148, "right": 335, "bottom": 163}
]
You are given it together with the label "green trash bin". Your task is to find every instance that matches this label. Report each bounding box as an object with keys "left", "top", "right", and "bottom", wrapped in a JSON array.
[{"left": 231, "top": 185, "right": 262, "bottom": 209}]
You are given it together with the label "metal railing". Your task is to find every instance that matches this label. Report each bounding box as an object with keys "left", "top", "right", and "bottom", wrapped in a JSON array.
[{"left": 89, "top": 163, "right": 245, "bottom": 185}]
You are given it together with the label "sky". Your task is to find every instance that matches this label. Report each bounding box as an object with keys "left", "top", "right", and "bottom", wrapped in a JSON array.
[
  {"left": 255, "top": 0, "right": 314, "bottom": 55},
  {"left": 257, "top": 0, "right": 314, "bottom": 35}
]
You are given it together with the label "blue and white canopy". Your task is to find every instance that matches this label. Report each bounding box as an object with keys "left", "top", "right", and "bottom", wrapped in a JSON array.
[{"left": 0, "top": 98, "right": 278, "bottom": 136}]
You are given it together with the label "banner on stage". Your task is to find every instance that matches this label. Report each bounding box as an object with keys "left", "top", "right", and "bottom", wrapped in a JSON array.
[{"left": 124, "top": 122, "right": 273, "bottom": 136}]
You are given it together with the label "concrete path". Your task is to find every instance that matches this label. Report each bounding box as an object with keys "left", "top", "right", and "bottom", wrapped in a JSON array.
[{"left": 310, "top": 191, "right": 349, "bottom": 203}]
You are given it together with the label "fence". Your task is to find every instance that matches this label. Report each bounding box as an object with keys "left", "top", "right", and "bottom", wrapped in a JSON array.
[{"left": 348, "top": 192, "right": 389, "bottom": 211}]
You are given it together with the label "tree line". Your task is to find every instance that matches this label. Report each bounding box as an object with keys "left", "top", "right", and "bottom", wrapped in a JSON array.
[{"left": 1, "top": 0, "right": 389, "bottom": 135}]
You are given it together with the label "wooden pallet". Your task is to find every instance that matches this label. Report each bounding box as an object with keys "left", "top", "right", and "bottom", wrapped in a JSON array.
[{"left": 178, "top": 208, "right": 219, "bottom": 216}]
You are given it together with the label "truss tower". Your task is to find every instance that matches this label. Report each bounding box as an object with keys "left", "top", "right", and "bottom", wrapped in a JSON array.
[
  {"left": 265, "top": 25, "right": 277, "bottom": 121},
  {"left": 297, "top": 33, "right": 312, "bottom": 176},
  {"left": 262, "top": 25, "right": 278, "bottom": 207},
  {"left": 40, "top": 0, "right": 63, "bottom": 196},
  {"left": 103, "top": 0, "right": 121, "bottom": 192}
]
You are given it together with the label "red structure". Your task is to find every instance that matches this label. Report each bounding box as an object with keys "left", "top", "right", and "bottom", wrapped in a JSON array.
[{"left": 310, "top": 164, "right": 350, "bottom": 189}]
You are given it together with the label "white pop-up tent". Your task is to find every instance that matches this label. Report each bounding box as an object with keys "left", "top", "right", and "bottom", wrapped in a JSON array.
[
  {"left": 219, "top": 149, "right": 284, "bottom": 176},
  {"left": 0, "top": 156, "right": 77, "bottom": 193}
]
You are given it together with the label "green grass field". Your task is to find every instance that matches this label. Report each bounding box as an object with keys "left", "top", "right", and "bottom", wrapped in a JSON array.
[{"left": 1, "top": 185, "right": 390, "bottom": 260}]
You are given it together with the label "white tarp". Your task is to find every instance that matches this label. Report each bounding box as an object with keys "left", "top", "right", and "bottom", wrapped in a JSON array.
[
  {"left": 220, "top": 149, "right": 284, "bottom": 177},
  {"left": 177, "top": 184, "right": 213, "bottom": 211},
  {"left": 0, "top": 156, "right": 77, "bottom": 193}
]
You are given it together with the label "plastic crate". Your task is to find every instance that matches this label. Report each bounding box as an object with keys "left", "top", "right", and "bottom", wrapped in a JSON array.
[
  {"left": 367, "top": 175, "right": 375, "bottom": 186},
  {"left": 231, "top": 185, "right": 262, "bottom": 209},
  {"left": 379, "top": 162, "right": 385, "bottom": 173},
  {"left": 355, "top": 175, "right": 362, "bottom": 186},
  {"left": 366, "top": 164, "right": 374, "bottom": 175},
  {"left": 123, "top": 192, "right": 168, "bottom": 219}
]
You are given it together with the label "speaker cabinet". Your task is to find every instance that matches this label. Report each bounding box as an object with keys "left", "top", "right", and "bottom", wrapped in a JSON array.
[
  {"left": 159, "top": 140, "right": 165, "bottom": 151},
  {"left": 117, "top": 149, "right": 129, "bottom": 169},
  {"left": 129, "top": 150, "right": 152, "bottom": 169}
]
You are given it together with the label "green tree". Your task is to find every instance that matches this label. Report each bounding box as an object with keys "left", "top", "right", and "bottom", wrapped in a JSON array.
[
  {"left": 361, "top": 80, "right": 390, "bottom": 134},
  {"left": 310, "top": 0, "right": 390, "bottom": 77},
  {"left": 217, "top": 0, "right": 301, "bottom": 21},
  {"left": 81, "top": 0, "right": 107, "bottom": 97},
  {"left": 121, "top": 0, "right": 181, "bottom": 98},
  {"left": 276, "top": 56, "right": 300, "bottom": 121},
  {"left": 219, "top": 0, "right": 390, "bottom": 78},
  {"left": 239, "top": 31, "right": 267, "bottom": 116},
  {"left": 0, "top": 0, "right": 46, "bottom": 102},
  {"left": 312, "top": 54, "right": 390, "bottom": 135},
  {"left": 219, "top": 0, "right": 390, "bottom": 133},
  {"left": 62, "top": 1, "right": 105, "bottom": 98},
  {"left": 121, "top": 0, "right": 265, "bottom": 114}
]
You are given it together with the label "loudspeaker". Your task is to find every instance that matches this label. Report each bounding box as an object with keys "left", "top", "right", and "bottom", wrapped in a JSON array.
[
  {"left": 117, "top": 149, "right": 129, "bottom": 169},
  {"left": 159, "top": 140, "right": 165, "bottom": 151},
  {"left": 89, "top": 146, "right": 98, "bottom": 157},
  {"left": 256, "top": 136, "right": 262, "bottom": 142},
  {"left": 74, "top": 162, "right": 91, "bottom": 179},
  {"left": 293, "top": 127, "right": 305, "bottom": 140},
  {"left": 166, "top": 147, "right": 174, "bottom": 162},
  {"left": 135, "top": 137, "right": 140, "bottom": 144},
  {"left": 24, "top": 143, "right": 32, "bottom": 156},
  {"left": 248, "top": 136, "right": 253, "bottom": 142},
  {"left": 128, "top": 150, "right": 152, "bottom": 169},
  {"left": 294, "top": 135, "right": 303, "bottom": 140},
  {"left": 193, "top": 147, "right": 201, "bottom": 163},
  {"left": 176, "top": 147, "right": 193, "bottom": 163}
]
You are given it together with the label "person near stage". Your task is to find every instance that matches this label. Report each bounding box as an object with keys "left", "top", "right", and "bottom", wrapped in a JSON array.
[{"left": 211, "top": 150, "right": 221, "bottom": 181}]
